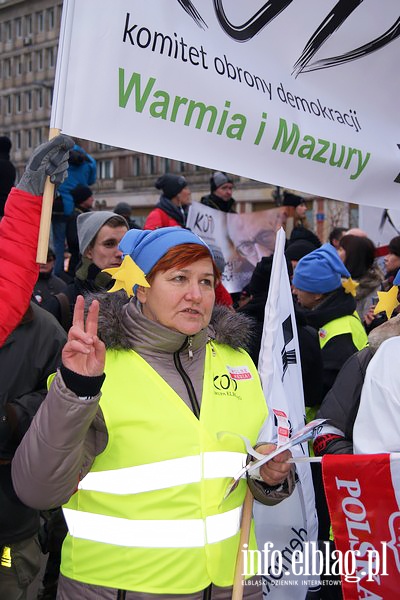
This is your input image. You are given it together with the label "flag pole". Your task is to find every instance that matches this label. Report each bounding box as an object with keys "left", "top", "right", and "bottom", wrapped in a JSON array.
[
  {"left": 36, "top": 127, "right": 61, "bottom": 264},
  {"left": 232, "top": 487, "right": 254, "bottom": 600}
]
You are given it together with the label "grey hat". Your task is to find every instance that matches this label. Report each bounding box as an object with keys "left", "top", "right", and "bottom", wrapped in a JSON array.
[
  {"left": 77, "top": 211, "right": 128, "bottom": 255},
  {"left": 210, "top": 171, "right": 233, "bottom": 192}
]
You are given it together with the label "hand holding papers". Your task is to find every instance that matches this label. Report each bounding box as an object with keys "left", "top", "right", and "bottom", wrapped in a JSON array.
[{"left": 223, "top": 419, "right": 326, "bottom": 500}]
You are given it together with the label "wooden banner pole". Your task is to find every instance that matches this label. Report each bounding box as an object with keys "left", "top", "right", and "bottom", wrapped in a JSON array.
[
  {"left": 36, "top": 127, "right": 61, "bottom": 264},
  {"left": 232, "top": 487, "right": 254, "bottom": 600}
]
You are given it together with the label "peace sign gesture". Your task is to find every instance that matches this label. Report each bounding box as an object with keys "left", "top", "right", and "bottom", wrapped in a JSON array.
[{"left": 62, "top": 296, "right": 106, "bottom": 377}]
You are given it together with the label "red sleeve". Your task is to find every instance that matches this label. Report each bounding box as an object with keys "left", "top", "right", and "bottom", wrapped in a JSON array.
[
  {"left": 0, "top": 187, "right": 41, "bottom": 346},
  {"left": 215, "top": 282, "right": 233, "bottom": 307}
]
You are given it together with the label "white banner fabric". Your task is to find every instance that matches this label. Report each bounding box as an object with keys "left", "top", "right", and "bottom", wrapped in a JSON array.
[
  {"left": 52, "top": 1, "right": 400, "bottom": 209},
  {"left": 254, "top": 228, "right": 319, "bottom": 597}
]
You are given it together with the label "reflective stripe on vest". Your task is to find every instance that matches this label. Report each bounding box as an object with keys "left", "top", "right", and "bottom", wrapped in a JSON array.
[
  {"left": 318, "top": 312, "right": 368, "bottom": 350},
  {"left": 63, "top": 505, "right": 242, "bottom": 548},
  {"left": 78, "top": 451, "right": 247, "bottom": 494}
]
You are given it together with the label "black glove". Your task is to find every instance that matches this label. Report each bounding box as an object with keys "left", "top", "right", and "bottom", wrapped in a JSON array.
[{"left": 17, "top": 134, "right": 75, "bottom": 196}]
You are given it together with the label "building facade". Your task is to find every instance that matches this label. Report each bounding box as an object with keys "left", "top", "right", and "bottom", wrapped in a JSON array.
[{"left": 1, "top": 0, "right": 350, "bottom": 232}]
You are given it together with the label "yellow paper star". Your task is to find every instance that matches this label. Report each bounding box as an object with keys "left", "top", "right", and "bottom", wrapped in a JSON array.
[
  {"left": 342, "top": 277, "right": 359, "bottom": 297},
  {"left": 103, "top": 255, "right": 150, "bottom": 297},
  {"left": 374, "top": 286, "right": 400, "bottom": 319}
]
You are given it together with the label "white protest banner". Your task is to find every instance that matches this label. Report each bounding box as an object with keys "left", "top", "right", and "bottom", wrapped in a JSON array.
[
  {"left": 186, "top": 202, "right": 283, "bottom": 293},
  {"left": 253, "top": 227, "right": 319, "bottom": 597},
  {"left": 52, "top": 1, "right": 400, "bottom": 208}
]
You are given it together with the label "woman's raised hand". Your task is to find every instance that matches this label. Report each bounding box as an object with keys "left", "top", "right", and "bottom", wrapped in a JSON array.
[{"left": 62, "top": 296, "right": 106, "bottom": 377}]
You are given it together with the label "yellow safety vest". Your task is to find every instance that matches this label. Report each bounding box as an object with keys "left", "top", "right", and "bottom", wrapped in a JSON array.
[
  {"left": 318, "top": 312, "right": 368, "bottom": 350},
  {"left": 306, "top": 313, "right": 368, "bottom": 426},
  {"left": 61, "top": 342, "right": 268, "bottom": 594}
]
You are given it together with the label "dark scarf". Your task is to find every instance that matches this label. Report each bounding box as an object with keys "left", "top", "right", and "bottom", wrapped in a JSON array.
[
  {"left": 156, "top": 195, "right": 187, "bottom": 226},
  {"left": 202, "top": 193, "right": 236, "bottom": 213},
  {"left": 75, "top": 257, "right": 113, "bottom": 292}
]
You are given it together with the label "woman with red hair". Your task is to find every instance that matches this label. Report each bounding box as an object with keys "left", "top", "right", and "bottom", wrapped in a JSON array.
[{"left": 13, "top": 227, "right": 294, "bottom": 600}]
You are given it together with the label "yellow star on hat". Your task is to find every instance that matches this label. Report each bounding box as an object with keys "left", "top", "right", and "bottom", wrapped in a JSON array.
[
  {"left": 103, "top": 255, "right": 150, "bottom": 297},
  {"left": 374, "top": 286, "right": 400, "bottom": 320},
  {"left": 342, "top": 277, "right": 359, "bottom": 297}
]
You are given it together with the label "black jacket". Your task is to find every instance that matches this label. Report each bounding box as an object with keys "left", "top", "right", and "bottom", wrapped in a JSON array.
[
  {"left": 0, "top": 155, "right": 16, "bottom": 217},
  {"left": 315, "top": 347, "right": 373, "bottom": 455},
  {"left": 298, "top": 287, "right": 362, "bottom": 397},
  {"left": 200, "top": 193, "right": 236, "bottom": 213},
  {"left": 0, "top": 303, "right": 66, "bottom": 545},
  {"left": 43, "top": 260, "right": 114, "bottom": 331}
]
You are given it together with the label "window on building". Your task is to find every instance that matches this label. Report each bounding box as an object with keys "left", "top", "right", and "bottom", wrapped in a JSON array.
[
  {"left": 179, "top": 162, "right": 186, "bottom": 173},
  {"left": 36, "top": 128, "right": 43, "bottom": 145},
  {"left": 97, "top": 160, "right": 114, "bottom": 179},
  {"left": 15, "top": 131, "right": 22, "bottom": 150},
  {"left": 47, "top": 47, "right": 55, "bottom": 68},
  {"left": 6, "top": 96, "right": 12, "bottom": 115},
  {"left": 26, "top": 91, "right": 32, "bottom": 111},
  {"left": 37, "top": 12, "right": 44, "bottom": 33},
  {"left": 4, "top": 58, "right": 12, "bottom": 78},
  {"left": 25, "top": 15, "right": 33, "bottom": 36},
  {"left": 26, "top": 129, "right": 33, "bottom": 149},
  {"left": 164, "top": 158, "right": 170, "bottom": 172},
  {"left": 5, "top": 21, "right": 12, "bottom": 41},
  {"left": 47, "top": 8, "right": 55, "bottom": 30},
  {"left": 36, "top": 49, "right": 44, "bottom": 70},
  {"left": 16, "top": 56, "right": 23, "bottom": 76},
  {"left": 15, "top": 18, "right": 22, "bottom": 38},
  {"left": 27, "top": 53, "right": 33, "bottom": 73},
  {"left": 36, "top": 88, "right": 43, "bottom": 109},
  {"left": 15, "top": 94, "right": 22, "bottom": 114},
  {"left": 132, "top": 157, "right": 140, "bottom": 176},
  {"left": 147, "top": 155, "right": 155, "bottom": 174}
]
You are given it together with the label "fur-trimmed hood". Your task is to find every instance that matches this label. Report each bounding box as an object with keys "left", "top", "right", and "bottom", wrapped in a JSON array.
[{"left": 86, "top": 291, "right": 256, "bottom": 352}]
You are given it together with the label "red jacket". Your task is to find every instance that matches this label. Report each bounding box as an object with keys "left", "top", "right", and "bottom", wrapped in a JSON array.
[
  {"left": 144, "top": 208, "right": 181, "bottom": 230},
  {"left": 0, "top": 187, "right": 41, "bottom": 346}
]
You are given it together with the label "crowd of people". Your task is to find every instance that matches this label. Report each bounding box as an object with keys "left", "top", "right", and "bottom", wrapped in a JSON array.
[{"left": 1, "top": 135, "right": 400, "bottom": 600}]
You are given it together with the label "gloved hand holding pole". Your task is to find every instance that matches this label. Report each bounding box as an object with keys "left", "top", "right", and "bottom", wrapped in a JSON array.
[{"left": 17, "top": 130, "right": 74, "bottom": 263}]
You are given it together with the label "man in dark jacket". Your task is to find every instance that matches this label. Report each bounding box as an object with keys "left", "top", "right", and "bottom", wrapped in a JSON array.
[
  {"left": 200, "top": 171, "right": 236, "bottom": 213},
  {"left": 0, "top": 303, "right": 66, "bottom": 600},
  {"left": 0, "top": 136, "right": 16, "bottom": 218}
]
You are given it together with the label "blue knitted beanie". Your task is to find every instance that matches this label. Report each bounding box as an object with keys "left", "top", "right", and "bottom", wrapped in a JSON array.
[
  {"left": 118, "top": 227, "right": 209, "bottom": 275},
  {"left": 293, "top": 243, "right": 350, "bottom": 293}
]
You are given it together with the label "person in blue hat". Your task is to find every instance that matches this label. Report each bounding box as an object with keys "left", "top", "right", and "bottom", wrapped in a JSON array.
[
  {"left": 12, "top": 226, "right": 295, "bottom": 600},
  {"left": 293, "top": 242, "right": 368, "bottom": 591},
  {"left": 292, "top": 243, "right": 368, "bottom": 397}
]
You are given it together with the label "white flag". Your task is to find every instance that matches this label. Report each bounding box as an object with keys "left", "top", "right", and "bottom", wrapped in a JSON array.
[{"left": 253, "top": 227, "right": 319, "bottom": 597}]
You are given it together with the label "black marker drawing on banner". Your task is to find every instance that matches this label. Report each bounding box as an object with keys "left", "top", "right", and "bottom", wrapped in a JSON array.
[{"left": 177, "top": 0, "right": 400, "bottom": 76}]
